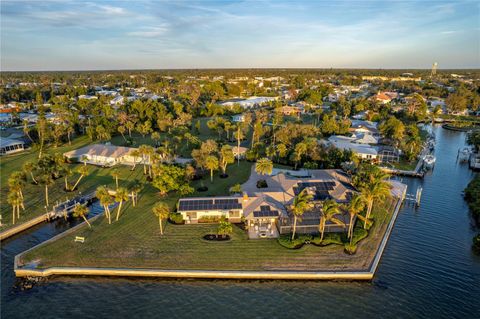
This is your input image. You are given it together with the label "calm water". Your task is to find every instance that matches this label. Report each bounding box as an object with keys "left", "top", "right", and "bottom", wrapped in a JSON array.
[{"left": 2, "top": 126, "right": 480, "bottom": 319}]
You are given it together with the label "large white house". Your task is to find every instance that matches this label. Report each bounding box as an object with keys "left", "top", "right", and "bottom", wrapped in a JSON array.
[{"left": 64, "top": 144, "right": 142, "bottom": 167}]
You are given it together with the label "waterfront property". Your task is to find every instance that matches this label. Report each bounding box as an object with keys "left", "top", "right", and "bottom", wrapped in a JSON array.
[
  {"left": 178, "top": 169, "right": 357, "bottom": 239},
  {"left": 64, "top": 144, "right": 142, "bottom": 167}
]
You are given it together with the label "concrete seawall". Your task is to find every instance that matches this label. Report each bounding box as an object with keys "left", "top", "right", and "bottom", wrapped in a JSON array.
[
  {"left": 14, "top": 186, "right": 406, "bottom": 281},
  {"left": 0, "top": 213, "right": 53, "bottom": 241}
]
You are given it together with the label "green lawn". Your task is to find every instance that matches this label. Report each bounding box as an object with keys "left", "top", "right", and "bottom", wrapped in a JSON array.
[
  {"left": 390, "top": 158, "right": 418, "bottom": 171},
  {"left": 20, "top": 191, "right": 397, "bottom": 272}
]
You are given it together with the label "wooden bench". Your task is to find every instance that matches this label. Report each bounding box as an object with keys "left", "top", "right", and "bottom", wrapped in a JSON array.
[{"left": 74, "top": 236, "right": 85, "bottom": 243}]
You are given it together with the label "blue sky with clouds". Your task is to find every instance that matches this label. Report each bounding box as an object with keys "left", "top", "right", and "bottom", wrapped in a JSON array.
[{"left": 1, "top": 0, "right": 479, "bottom": 71}]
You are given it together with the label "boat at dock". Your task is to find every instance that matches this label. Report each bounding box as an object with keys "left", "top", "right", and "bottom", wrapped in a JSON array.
[{"left": 423, "top": 155, "right": 436, "bottom": 169}]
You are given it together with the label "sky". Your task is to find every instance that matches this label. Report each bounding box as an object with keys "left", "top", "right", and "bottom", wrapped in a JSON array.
[{"left": 1, "top": 0, "right": 479, "bottom": 71}]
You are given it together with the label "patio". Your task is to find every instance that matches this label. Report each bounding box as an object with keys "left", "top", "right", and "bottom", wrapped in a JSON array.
[{"left": 247, "top": 219, "right": 279, "bottom": 239}]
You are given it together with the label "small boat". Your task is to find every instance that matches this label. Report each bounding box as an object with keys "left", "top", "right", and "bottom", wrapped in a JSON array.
[
  {"left": 458, "top": 147, "right": 472, "bottom": 162},
  {"left": 423, "top": 155, "right": 436, "bottom": 168}
]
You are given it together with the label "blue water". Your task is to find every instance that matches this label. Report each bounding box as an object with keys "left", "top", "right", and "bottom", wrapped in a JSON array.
[{"left": 2, "top": 126, "right": 480, "bottom": 319}]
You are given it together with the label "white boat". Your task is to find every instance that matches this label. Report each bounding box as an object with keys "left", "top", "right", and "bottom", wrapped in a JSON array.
[
  {"left": 423, "top": 155, "right": 436, "bottom": 168},
  {"left": 458, "top": 147, "right": 472, "bottom": 162}
]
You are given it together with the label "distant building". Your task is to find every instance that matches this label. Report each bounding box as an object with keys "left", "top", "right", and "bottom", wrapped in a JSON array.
[
  {"left": 0, "top": 138, "right": 25, "bottom": 156},
  {"left": 231, "top": 114, "right": 245, "bottom": 123},
  {"left": 219, "top": 96, "right": 278, "bottom": 109}
]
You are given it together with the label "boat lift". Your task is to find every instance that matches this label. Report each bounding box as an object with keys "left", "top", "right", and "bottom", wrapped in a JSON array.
[{"left": 404, "top": 186, "right": 423, "bottom": 207}]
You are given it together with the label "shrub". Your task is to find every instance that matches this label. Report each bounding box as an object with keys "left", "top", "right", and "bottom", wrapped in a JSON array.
[
  {"left": 344, "top": 242, "right": 357, "bottom": 254},
  {"left": 351, "top": 227, "right": 369, "bottom": 245},
  {"left": 198, "top": 215, "right": 222, "bottom": 223},
  {"left": 169, "top": 213, "right": 184, "bottom": 224},
  {"left": 311, "top": 233, "right": 344, "bottom": 246},
  {"left": 278, "top": 234, "right": 306, "bottom": 249}
]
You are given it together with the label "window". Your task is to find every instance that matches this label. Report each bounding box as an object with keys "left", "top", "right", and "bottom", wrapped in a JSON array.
[
  {"left": 229, "top": 210, "right": 240, "bottom": 218},
  {"left": 186, "top": 212, "right": 197, "bottom": 219}
]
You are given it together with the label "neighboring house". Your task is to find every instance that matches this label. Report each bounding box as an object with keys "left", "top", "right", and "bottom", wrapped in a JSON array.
[
  {"left": 232, "top": 146, "right": 248, "bottom": 159},
  {"left": 349, "top": 120, "right": 379, "bottom": 135},
  {"left": 78, "top": 95, "right": 98, "bottom": 100},
  {"left": 232, "top": 114, "right": 245, "bottom": 123},
  {"left": 64, "top": 144, "right": 143, "bottom": 167},
  {"left": 219, "top": 96, "right": 278, "bottom": 109},
  {"left": 322, "top": 138, "right": 378, "bottom": 161},
  {"left": 110, "top": 96, "right": 124, "bottom": 106},
  {"left": 280, "top": 106, "right": 302, "bottom": 116},
  {"left": 0, "top": 138, "right": 25, "bottom": 156}
]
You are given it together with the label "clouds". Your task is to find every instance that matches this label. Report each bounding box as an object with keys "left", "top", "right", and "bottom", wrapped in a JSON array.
[{"left": 1, "top": 0, "right": 479, "bottom": 70}]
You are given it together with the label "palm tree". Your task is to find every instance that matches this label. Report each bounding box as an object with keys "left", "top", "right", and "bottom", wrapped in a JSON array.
[
  {"left": 38, "top": 173, "right": 53, "bottom": 207},
  {"left": 152, "top": 202, "right": 170, "bottom": 235},
  {"left": 96, "top": 186, "right": 113, "bottom": 224},
  {"left": 111, "top": 168, "right": 120, "bottom": 189},
  {"left": 63, "top": 166, "right": 73, "bottom": 191},
  {"left": 360, "top": 173, "right": 391, "bottom": 228},
  {"left": 131, "top": 183, "right": 142, "bottom": 207},
  {"left": 234, "top": 126, "right": 245, "bottom": 166},
  {"left": 290, "top": 189, "right": 313, "bottom": 240},
  {"left": 72, "top": 165, "right": 89, "bottom": 190},
  {"left": 319, "top": 199, "right": 345, "bottom": 242},
  {"left": 217, "top": 220, "right": 233, "bottom": 238},
  {"left": 138, "top": 145, "right": 149, "bottom": 175},
  {"left": 130, "top": 149, "right": 140, "bottom": 170},
  {"left": 7, "top": 191, "right": 22, "bottom": 225},
  {"left": 114, "top": 187, "right": 129, "bottom": 221},
  {"left": 23, "top": 161, "right": 38, "bottom": 184},
  {"left": 72, "top": 204, "right": 91, "bottom": 228},
  {"left": 205, "top": 155, "right": 219, "bottom": 182},
  {"left": 219, "top": 145, "right": 235, "bottom": 175},
  {"left": 343, "top": 194, "right": 367, "bottom": 242},
  {"left": 255, "top": 158, "right": 273, "bottom": 176},
  {"left": 8, "top": 171, "right": 26, "bottom": 203}
]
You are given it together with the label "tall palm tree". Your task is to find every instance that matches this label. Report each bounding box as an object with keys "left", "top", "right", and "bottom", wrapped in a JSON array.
[
  {"left": 130, "top": 149, "right": 140, "bottom": 170},
  {"left": 131, "top": 183, "right": 142, "bottom": 207},
  {"left": 138, "top": 145, "right": 149, "bottom": 175},
  {"left": 205, "top": 155, "right": 219, "bottom": 182},
  {"left": 8, "top": 171, "right": 26, "bottom": 204},
  {"left": 343, "top": 194, "right": 367, "bottom": 242},
  {"left": 38, "top": 173, "right": 53, "bottom": 207},
  {"left": 72, "top": 204, "right": 91, "bottom": 228},
  {"left": 234, "top": 125, "right": 245, "bottom": 166},
  {"left": 111, "top": 168, "right": 120, "bottom": 189},
  {"left": 7, "top": 191, "right": 22, "bottom": 225},
  {"left": 114, "top": 187, "right": 129, "bottom": 221},
  {"left": 361, "top": 173, "right": 391, "bottom": 228},
  {"left": 152, "top": 202, "right": 170, "bottom": 235},
  {"left": 319, "top": 199, "right": 345, "bottom": 242},
  {"left": 255, "top": 158, "right": 273, "bottom": 176},
  {"left": 72, "top": 165, "right": 89, "bottom": 190},
  {"left": 96, "top": 186, "right": 113, "bottom": 224},
  {"left": 23, "top": 161, "right": 38, "bottom": 184},
  {"left": 290, "top": 189, "right": 314, "bottom": 240},
  {"left": 63, "top": 166, "right": 73, "bottom": 191}
]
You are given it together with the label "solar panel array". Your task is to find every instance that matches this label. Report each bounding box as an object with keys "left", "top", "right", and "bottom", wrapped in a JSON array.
[
  {"left": 293, "top": 181, "right": 336, "bottom": 200},
  {"left": 253, "top": 205, "right": 280, "bottom": 218},
  {"left": 178, "top": 198, "right": 242, "bottom": 211}
]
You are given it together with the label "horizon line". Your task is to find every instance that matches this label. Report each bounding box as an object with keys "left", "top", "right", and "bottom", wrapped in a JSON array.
[{"left": 2, "top": 67, "right": 480, "bottom": 73}]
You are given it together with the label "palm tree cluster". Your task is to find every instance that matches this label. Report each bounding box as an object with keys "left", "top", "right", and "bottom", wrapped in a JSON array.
[
  {"left": 95, "top": 185, "right": 130, "bottom": 224},
  {"left": 287, "top": 166, "right": 391, "bottom": 244}
]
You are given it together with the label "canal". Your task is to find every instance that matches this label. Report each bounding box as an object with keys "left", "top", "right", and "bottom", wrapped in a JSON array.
[{"left": 2, "top": 125, "right": 480, "bottom": 319}]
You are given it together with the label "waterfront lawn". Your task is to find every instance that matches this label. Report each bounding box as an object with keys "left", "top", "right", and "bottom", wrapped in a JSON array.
[
  {"left": 0, "top": 135, "right": 149, "bottom": 231},
  {"left": 391, "top": 158, "right": 417, "bottom": 171},
  {"left": 20, "top": 192, "right": 397, "bottom": 272}
]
